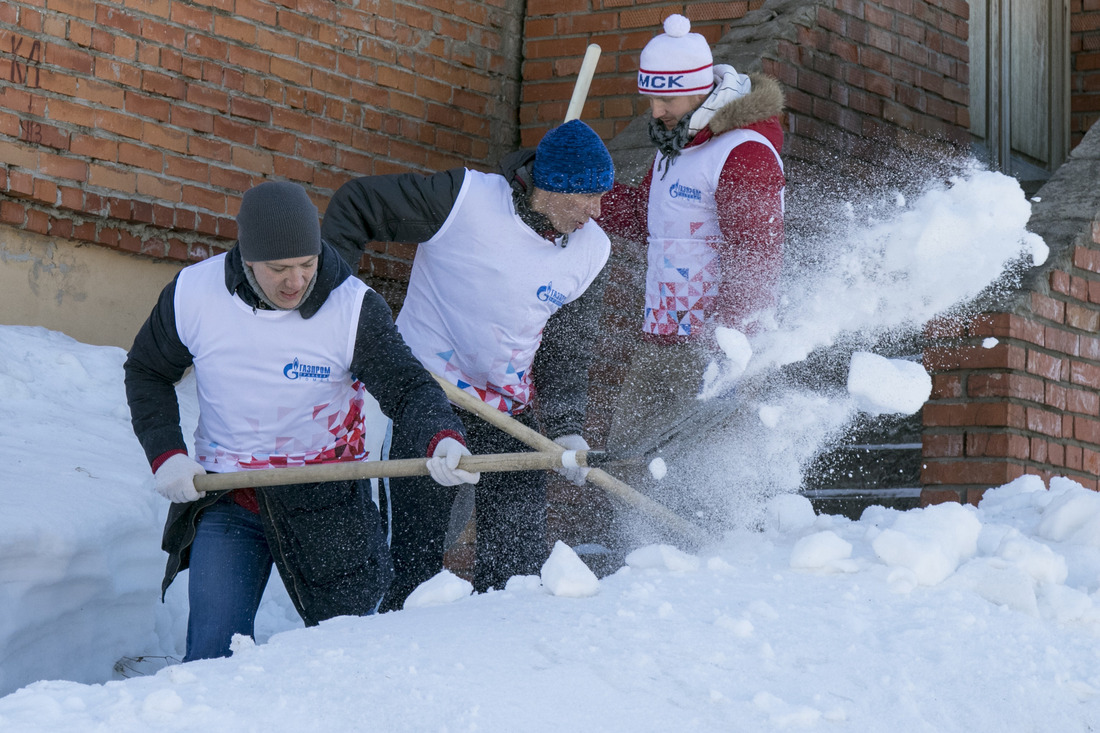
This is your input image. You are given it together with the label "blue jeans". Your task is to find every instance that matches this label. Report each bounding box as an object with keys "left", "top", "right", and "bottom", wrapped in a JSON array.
[{"left": 184, "top": 497, "right": 273, "bottom": 662}]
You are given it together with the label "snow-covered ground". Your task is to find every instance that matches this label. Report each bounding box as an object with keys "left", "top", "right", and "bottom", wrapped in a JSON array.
[{"left": 3, "top": 166, "right": 1097, "bottom": 731}]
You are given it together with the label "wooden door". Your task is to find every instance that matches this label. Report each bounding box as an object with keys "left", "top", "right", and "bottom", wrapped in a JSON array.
[{"left": 969, "top": 0, "right": 1070, "bottom": 185}]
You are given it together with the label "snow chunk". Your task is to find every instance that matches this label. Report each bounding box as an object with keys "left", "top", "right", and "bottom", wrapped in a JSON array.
[
  {"left": 699, "top": 327, "right": 751, "bottom": 398},
  {"left": 847, "top": 352, "right": 931, "bottom": 415},
  {"left": 625, "top": 544, "right": 700, "bottom": 572},
  {"left": 1022, "top": 231, "right": 1049, "bottom": 265},
  {"left": 871, "top": 502, "right": 981, "bottom": 586},
  {"left": 1040, "top": 584, "right": 1100, "bottom": 625},
  {"left": 648, "top": 457, "right": 667, "bottom": 480},
  {"left": 765, "top": 493, "right": 818, "bottom": 533},
  {"left": 713, "top": 326, "right": 751, "bottom": 377},
  {"left": 951, "top": 558, "right": 1040, "bottom": 616},
  {"left": 1036, "top": 480, "right": 1100, "bottom": 546},
  {"left": 504, "top": 575, "right": 542, "bottom": 592},
  {"left": 790, "top": 531, "right": 857, "bottom": 573},
  {"left": 978, "top": 475, "right": 1048, "bottom": 514},
  {"left": 996, "top": 535, "right": 1068, "bottom": 586},
  {"left": 229, "top": 634, "right": 256, "bottom": 656},
  {"left": 758, "top": 404, "right": 782, "bottom": 428},
  {"left": 404, "top": 569, "right": 473, "bottom": 609},
  {"left": 541, "top": 541, "right": 599, "bottom": 597}
]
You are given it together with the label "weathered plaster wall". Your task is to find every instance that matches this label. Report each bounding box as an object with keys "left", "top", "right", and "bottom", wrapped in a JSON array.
[{"left": 0, "top": 222, "right": 179, "bottom": 348}]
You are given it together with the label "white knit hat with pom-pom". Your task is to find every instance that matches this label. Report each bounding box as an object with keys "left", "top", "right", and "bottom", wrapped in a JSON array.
[{"left": 638, "top": 14, "right": 714, "bottom": 96}]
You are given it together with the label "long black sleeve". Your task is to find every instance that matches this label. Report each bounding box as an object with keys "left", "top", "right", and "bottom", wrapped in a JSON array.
[
  {"left": 123, "top": 277, "right": 195, "bottom": 466},
  {"left": 321, "top": 169, "right": 466, "bottom": 270},
  {"left": 349, "top": 288, "right": 465, "bottom": 455},
  {"left": 532, "top": 265, "right": 610, "bottom": 439}
]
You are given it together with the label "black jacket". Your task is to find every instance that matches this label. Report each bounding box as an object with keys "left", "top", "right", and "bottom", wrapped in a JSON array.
[
  {"left": 124, "top": 242, "right": 465, "bottom": 624},
  {"left": 321, "top": 152, "right": 609, "bottom": 438}
]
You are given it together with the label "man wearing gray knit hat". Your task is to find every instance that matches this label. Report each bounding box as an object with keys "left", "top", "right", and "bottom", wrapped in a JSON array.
[
  {"left": 236, "top": 180, "right": 324, "bottom": 310},
  {"left": 236, "top": 181, "right": 322, "bottom": 260},
  {"left": 322, "top": 120, "right": 614, "bottom": 609},
  {"left": 124, "top": 179, "right": 476, "bottom": 662}
]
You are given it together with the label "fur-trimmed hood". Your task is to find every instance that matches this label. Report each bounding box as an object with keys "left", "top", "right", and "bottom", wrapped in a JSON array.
[{"left": 707, "top": 72, "right": 785, "bottom": 136}]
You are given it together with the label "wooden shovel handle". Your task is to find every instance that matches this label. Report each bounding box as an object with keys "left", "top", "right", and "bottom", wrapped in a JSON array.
[
  {"left": 193, "top": 450, "right": 584, "bottom": 493},
  {"left": 430, "top": 374, "right": 710, "bottom": 544},
  {"left": 565, "top": 43, "right": 601, "bottom": 122}
]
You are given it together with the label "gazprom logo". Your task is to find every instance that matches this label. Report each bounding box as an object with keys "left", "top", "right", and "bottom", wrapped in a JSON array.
[
  {"left": 536, "top": 281, "right": 566, "bottom": 307},
  {"left": 669, "top": 180, "right": 702, "bottom": 201},
  {"left": 283, "top": 357, "right": 331, "bottom": 381},
  {"left": 638, "top": 72, "right": 685, "bottom": 91}
]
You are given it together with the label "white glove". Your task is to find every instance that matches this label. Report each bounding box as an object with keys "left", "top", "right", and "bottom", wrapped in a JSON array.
[
  {"left": 426, "top": 437, "right": 480, "bottom": 487},
  {"left": 154, "top": 453, "right": 207, "bottom": 503},
  {"left": 552, "top": 434, "right": 591, "bottom": 487}
]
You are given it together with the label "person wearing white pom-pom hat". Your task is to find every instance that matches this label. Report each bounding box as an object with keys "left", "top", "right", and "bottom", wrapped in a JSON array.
[{"left": 599, "top": 14, "right": 786, "bottom": 521}]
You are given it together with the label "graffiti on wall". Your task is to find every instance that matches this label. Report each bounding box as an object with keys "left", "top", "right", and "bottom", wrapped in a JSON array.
[{"left": 9, "top": 36, "right": 43, "bottom": 144}]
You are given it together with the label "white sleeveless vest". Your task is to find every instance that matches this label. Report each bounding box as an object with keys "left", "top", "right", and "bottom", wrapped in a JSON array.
[
  {"left": 644, "top": 129, "right": 783, "bottom": 337},
  {"left": 395, "top": 169, "right": 610, "bottom": 413},
  {"left": 174, "top": 254, "right": 371, "bottom": 472}
]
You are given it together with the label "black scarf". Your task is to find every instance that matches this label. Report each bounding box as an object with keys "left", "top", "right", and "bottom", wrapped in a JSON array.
[
  {"left": 649, "top": 115, "right": 695, "bottom": 180},
  {"left": 511, "top": 164, "right": 568, "bottom": 246}
]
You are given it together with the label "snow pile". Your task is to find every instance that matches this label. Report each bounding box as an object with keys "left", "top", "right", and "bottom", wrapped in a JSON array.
[
  {"left": 790, "top": 530, "right": 856, "bottom": 573},
  {"left": 0, "top": 327, "right": 168, "bottom": 696},
  {"left": 3, "top": 442, "right": 1100, "bottom": 730},
  {"left": 869, "top": 501, "right": 982, "bottom": 587},
  {"left": 2, "top": 160, "right": 1096, "bottom": 731},
  {"left": 625, "top": 543, "right": 700, "bottom": 572}
]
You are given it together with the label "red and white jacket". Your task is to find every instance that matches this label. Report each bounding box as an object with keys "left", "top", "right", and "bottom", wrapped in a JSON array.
[{"left": 601, "top": 70, "right": 786, "bottom": 347}]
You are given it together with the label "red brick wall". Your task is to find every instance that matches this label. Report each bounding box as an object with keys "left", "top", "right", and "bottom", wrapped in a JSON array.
[
  {"left": 1072, "top": 1, "right": 1100, "bottom": 146},
  {"left": 3, "top": 1, "right": 1094, "bottom": 296},
  {"left": 0, "top": 0, "right": 522, "bottom": 294},
  {"left": 921, "top": 154, "right": 1100, "bottom": 505},
  {"left": 519, "top": 1, "right": 973, "bottom": 183},
  {"left": 519, "top": 1, "right": 766, "bottom": 146},
  {"left": 0, "top": 0, "right": 991, "bottom": 303},
  {"left": 776, "top": 0, "right": 971, "bottom": 188}
]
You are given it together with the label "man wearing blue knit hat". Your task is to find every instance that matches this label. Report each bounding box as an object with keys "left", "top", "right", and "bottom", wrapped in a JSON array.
[{"left": 323, "top": 119, "right": 614, "bottom": 608}]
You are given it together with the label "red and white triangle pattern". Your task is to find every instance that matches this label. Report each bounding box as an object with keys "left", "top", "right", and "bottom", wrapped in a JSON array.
[
  {"left": 439, "top": 350, "right": 532, "bottom": 415},
  {"left": 197, "top": 383, "right": 369, "bottom": 470},
  {"left": 644, "top": 246, "right": 719, "bottom": 337}
]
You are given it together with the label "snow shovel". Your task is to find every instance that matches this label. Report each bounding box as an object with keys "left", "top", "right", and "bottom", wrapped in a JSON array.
[
  {"left": 192, "top": 450, "right": 615, "bottom": 493},
  {"left": 429, "top": 373, "right": 712, "bottom": 545}
]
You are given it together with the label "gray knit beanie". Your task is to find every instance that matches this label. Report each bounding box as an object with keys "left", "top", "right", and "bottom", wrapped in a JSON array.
[{"left": 236, "top": 181, "right": 322, "bottom": 262}]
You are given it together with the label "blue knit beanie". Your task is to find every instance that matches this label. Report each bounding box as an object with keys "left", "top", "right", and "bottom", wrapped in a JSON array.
[{"left": 532, "top": 120, "right": 615, "bottom": 194}]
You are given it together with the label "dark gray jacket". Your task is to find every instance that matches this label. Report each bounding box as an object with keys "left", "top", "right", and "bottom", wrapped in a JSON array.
[{"left": 321, "top": 151, "right": 609, "bottom": 438}]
